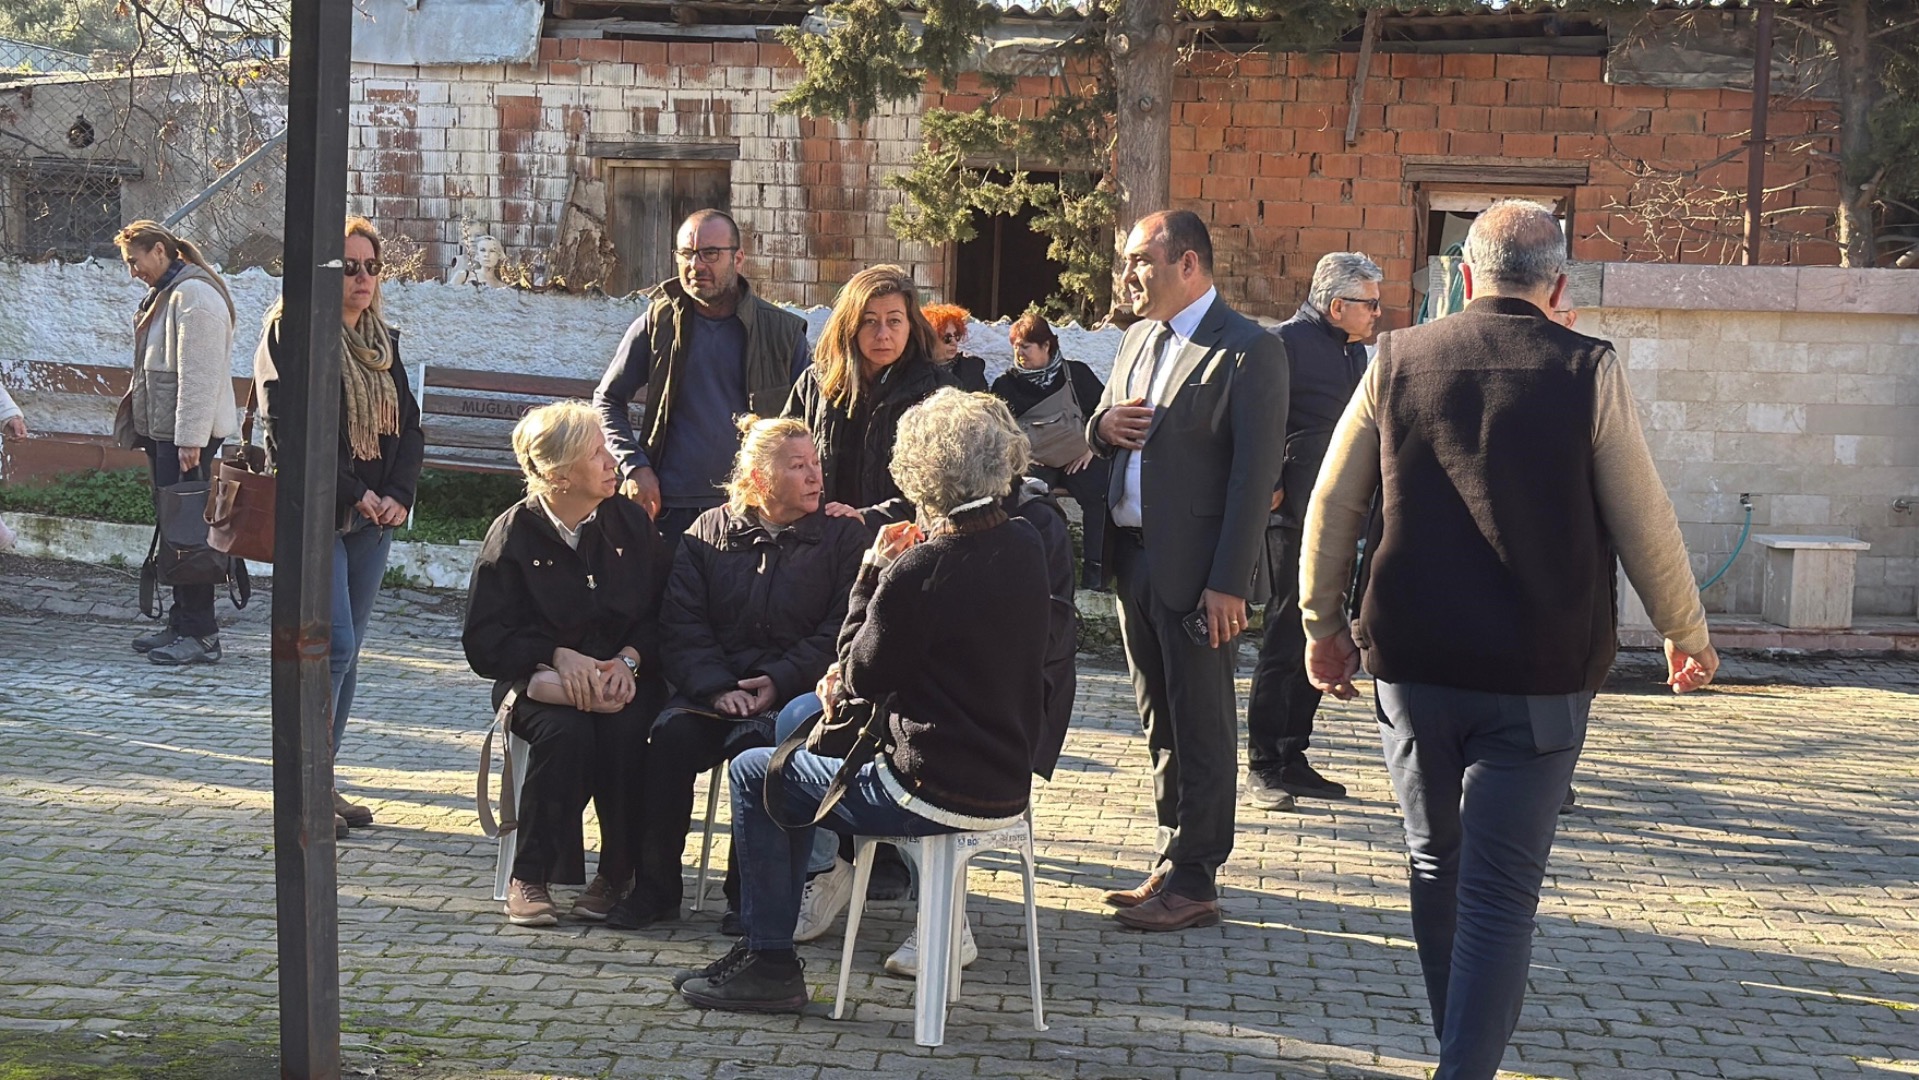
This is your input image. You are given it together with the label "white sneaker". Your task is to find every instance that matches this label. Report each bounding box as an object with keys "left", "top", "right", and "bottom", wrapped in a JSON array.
[
  {"left": 793, "top": 858, "right": 855, "bottom": 942},
  {"left": 883, "top": 917, "right": 978, "bottom": 977}
]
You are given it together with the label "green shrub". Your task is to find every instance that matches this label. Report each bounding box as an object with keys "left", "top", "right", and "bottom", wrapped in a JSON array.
[{"left": 0, "top": 468, "right": 154, "bottom": 524}]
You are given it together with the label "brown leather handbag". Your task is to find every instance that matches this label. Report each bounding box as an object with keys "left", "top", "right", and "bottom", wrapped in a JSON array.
[{"left": 205, "top": 389, "right": 275, "bottom": 564}]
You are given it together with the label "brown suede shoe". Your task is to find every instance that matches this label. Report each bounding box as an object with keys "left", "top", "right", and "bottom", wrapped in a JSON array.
[
  {"left": 1101, "top": 869, "right": 1169, "bottom": 909},
  {"left": 333, "top": 791, "right": 373, "bottom": 828},
  {"left": 570, "top": 873, "right": 626, "bottom": 921},
  {"left": 1113, "top": 891, "right": 1221, "bottom": 932}
]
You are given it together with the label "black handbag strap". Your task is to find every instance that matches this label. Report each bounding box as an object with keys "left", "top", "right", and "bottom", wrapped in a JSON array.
[
  {"left": 138, "top": 526, "right": 162, "bottom": 620},
  {"left": 227, "top": 556, "right": 251, "bottom": 610},
  {"left": 763, "top": 693, "right": 893, "bottom": 831}
]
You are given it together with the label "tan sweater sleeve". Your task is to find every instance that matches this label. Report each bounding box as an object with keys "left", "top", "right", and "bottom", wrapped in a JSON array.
[
  {"left": 1298, "top": 353, "right": 1382, "bottom": 642},
  {"left": 1591, "top": 350, "right": 1711, "bottom": 654}
]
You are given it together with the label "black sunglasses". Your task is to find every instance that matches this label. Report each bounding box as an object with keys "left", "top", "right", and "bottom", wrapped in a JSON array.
[
  {"left": 1335, "top": 296, "right": 1381, "bottom": 312},
  {"left": 342, "top": 258, "right": 382, "bottom": 279}
]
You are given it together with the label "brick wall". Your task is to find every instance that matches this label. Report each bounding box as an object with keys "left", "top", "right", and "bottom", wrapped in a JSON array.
[{"left": 350, "top": 42, "right": 1843, "bottom": 324}]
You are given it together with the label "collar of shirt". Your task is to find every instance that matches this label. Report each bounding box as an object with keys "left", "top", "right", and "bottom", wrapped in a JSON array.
[
  {"left": 1162, "top": 285, "right": 1217, "bottom": 346},
  {"left": 537, "top": 496, "right": 599, "bottom": 551}
]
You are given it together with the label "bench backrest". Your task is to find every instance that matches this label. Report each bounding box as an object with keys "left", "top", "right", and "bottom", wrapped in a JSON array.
[{"left": 416, "top": 364, "right": 648, "bottom": 475}]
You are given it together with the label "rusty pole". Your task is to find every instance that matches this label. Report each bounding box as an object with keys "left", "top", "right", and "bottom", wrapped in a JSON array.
[
  {"left": 272, "top": 0, "right": 351, "bottom": 1074},
  {"left": 1744, "top": 0, "right": 1774, "bottom": 265}
]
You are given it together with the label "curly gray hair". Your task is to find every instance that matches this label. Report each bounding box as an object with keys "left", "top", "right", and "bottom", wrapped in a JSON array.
[{"left": 889, "top": 389, "right": 1029, "bottom": 519}]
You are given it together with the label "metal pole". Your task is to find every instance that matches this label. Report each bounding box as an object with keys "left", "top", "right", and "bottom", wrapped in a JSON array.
[
  {"left": 1744, "top": 0, "right": 1774, "bottom": 265},
  {"left": 163, "top": 127, "right": 291, "bottom": 229},
  {"left": 273, "top": 0, "right": 351, "bottom": 1075}
]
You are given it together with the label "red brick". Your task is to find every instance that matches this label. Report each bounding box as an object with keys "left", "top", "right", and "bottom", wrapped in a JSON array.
[
  {"left": 1662, "top": 134, "right": 1723, "bottom": 160},
  {"left": 1651, "top": 109, "right": 1704, "bottom": 134},
  {"left": 1541, "top": 107, "right": 1600, "bottom": 134},
  {"left": 557, "top": 37, "right": 580, "bottom": 60},
  {"left": 1297, "top": 227, "right": 1350, "bottom": 253},
  {"left": 668, "top": 42, "right": 713, "bottom": 66},
  {"left": 1435, "top": 105, "right": 1491, "bottom": 131},
  {"left": 1704, "top": 110, "right": 1753, "bottom": 137},
  {"left": 1395, "top": 129, "right": 1447, "bottom": 155},
  {"left": 623, "top": 40, "right": 668, "bottom": 65},
  {"left": 713, "top": 41, "right": 756, "bottom": 66},
  {"left": 1612, "top": 85, "right": 1667, "bottom": 108},
  {"left": 1386, "top": 104, "right": 1437, "bottom": 130},
  {"left": 1665, "top": 88, "right": 1722, "bottom": 110},
  {"left": 1300, "top": 176, "right": 1349, "bottom": 203},
  {"left": 1232, "top": 101, "right": 1281, "bottom": 127},
  {"left": 1253, "top": 127, "right": 1296, "bottom": 154},
  {"left": 1495, "top": 54, "right": 1549, "bottom": 80},
  {"left": 1171, "top": 174, "right": 1203, "bottom": 200},
  {"left": 1397, "top": 77, "right": 1454, "bottom": 105},
  {"left": 1185, "top": 101, "right": 1230, "bottom": 128},
  {"left": 1259, "top": 198, "right": 1313, "bottom": 226},
  {"left": 1314, "top": 153, "right": 1361, "bottom": 178},
  {"left": 1442, "top": 54, "right": 1496, "bottom": 79},
  {"left": 1599, "top": 108, "right": 1653, "bottom": 134},
  {"left": 1388, "top": 53, "right": 1444, "bottom": 79},
  {"left": 1213, "top": 151, "right": 1259, "bottom": 177},
  {"left": 366, "top": 87, "right": 418, "bottom": 104},
  {"left": 1365, "top": 204, "right": 1417, "bottom": 232},
  {"left": 1359, "top": 154, "right": 1402, "bottom": 179},
  {"left": 1448, "top": 130, "right": 1503, "bottom": 156},
  {"left": 1173, "top": 150, "right": 1210, "bottom": 177},
  {"left": 578, "top": 38, "right": 621, "bottom": 62},
  {"left": 1260, "top": 153, "right": 1311, "bottom": 177},
  {"left": 539, "top": 37, "right": 561, "bottom": 62},
  {"left": 1455, "top": 80, "right": 1507, "bottom": 106},
  {"left": 1501, "top": 133, "right": 1556, "bottom": 157},
  {"left": 1609, "top": 133, "right": 1665, "bottom": 160},
  {"left": 1351, "top": 178, "right": 1400, "bottom": 205},
  {"left": 1295, "top": 126, "right": 1346, "bottom": 153},
  {"left": 1350, "top": 127, "right": 1396, "bottom": 155},
  {"left": 1548, "top": 55, "right": 1603, "bottom": 82},
  {"left": 1556, "top": 80, "right": 1609, "bottom": 108},
  {"left": 762, "top": 43, "right": 797, "bottom": 67},
  {"left": 1252, "top": 175, "right": 1304, "bottom": 201},
  {"left": 1506, "top": 80, "right": 1556, "bottom": 107},
  {"left": 1313, "top": 204, "right": 1364, "bottom": 229},
  {"left": 1298, "top": 77, "right": 1350, "bottom": 103},
  {"left": 1556, "top": 134, "right": 1606, "bottom": 158}
]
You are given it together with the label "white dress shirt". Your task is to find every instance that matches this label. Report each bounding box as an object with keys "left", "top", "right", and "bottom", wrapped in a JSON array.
[{"left": 1111, "top": 286, "right": 1217, "bottom": 528}]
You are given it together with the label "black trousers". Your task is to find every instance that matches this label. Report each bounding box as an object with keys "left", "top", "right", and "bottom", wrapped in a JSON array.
[
  {"left": 1028, "top": 457, "right": 1110, "bottom": 575},
  {"left": 1112, "top": 530, "right": 1239, "bottom": 901},
  {"left": 501, "top": 681, "right": 656, "bottom": 886},
  {"left": 632, "top": 706, "right": 775, "bottom": 914},
  {"left": 145, "top": 438, "right": 222, "bottom": 637},
  {"left": 1245, "top": 525, "right": 1323, "bottom": 774}
]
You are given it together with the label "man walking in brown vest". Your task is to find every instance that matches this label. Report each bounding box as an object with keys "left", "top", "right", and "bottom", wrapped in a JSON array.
[{"left": 1300, "top": 200, "right": 1717, "bottom": 1078}]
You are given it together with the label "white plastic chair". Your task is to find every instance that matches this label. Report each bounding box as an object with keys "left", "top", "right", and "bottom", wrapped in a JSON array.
[
  {"left": 832, "top": 816, "right": 1046, "bottom": 1047},
  {"left": 692, "top": 763, "right": 725, "bottom": 912},
  {"left": 491, "top": 732, "right": 531, "bottom": 902}
]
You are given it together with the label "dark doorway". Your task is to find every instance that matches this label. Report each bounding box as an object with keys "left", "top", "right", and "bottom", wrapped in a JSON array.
[
  {"left": 952, "top": 177, "right": 1067, "bottom": 320},
  {"left": 605, "top": 161, "right": 731, "bottom": 296}
]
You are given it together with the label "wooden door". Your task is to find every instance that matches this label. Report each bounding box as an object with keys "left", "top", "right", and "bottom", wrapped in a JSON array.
[{"left": 605, "top": 162, "right": 731, "bottom": 296}]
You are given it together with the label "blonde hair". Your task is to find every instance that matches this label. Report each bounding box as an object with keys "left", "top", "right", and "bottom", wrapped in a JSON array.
[
  {"left": 813, "top": 265, "right": 937, "bottom": 411},
  {"left": 512, "top": 400, "right": 603, "bottom": 500},
  {"left": 724, "top": 414, "right": 814, "bottom": 515},
  {"left": 889, "top": 389, "right": 1028, "bottom": 518},
  {"left": 115, "top": 219, "right": 234, "bottom": 316}
]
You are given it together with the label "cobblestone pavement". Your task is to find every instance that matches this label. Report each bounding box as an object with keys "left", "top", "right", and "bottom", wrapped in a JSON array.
[{"left": 2, "top": 551, "right": 1916, "bottom": 1079}]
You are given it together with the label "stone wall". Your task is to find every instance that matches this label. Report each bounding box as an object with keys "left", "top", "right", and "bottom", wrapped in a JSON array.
[{"left": 1582, "top": 265, "right": 1919, "bottom": 618}]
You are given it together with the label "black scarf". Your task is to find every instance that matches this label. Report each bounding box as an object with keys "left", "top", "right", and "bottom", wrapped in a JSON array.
[{"left": 137, "top": 259, "right": 188, "bottom": 318}]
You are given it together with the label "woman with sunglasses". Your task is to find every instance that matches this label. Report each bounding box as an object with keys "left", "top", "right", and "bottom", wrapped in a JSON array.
[
  {"left": 254, "top": 216, "right": 425, "bottom": 838},
  {"left": 920, "top": 303, "right": 988, "bottom": 392}
]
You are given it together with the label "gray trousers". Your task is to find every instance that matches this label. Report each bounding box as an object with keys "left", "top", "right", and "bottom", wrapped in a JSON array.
[
  {"left": 1375, "top": 680, "right": 1589, "bottom": 1080},
  {"left": 1113, "top": 531, "right": 1239, "bottom": 901}
]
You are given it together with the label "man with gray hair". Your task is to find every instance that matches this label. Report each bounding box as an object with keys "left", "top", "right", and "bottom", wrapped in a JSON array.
[
  {"left": 1242, "top": 251, "right": 1381, "bottom": 810},
  {"left": 1299, "top": 199, "right": 1717, "bottom": 1078}
]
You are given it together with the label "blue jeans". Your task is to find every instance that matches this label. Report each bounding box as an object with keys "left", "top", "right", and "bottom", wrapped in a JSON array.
[
  {"left": 774, "top": 694, "right": 841, "bottom": 876},
  {"left": 1375, "top": 680, "right": 1589, "bottom": 1080},
  {"left": 729, "top": 743, "right": 957, "bottom": 951},
  {"left": 330, "top": 518, "right": 394, "bottom": 752}
]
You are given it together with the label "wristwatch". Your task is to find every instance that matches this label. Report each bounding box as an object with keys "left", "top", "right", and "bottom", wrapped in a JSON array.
[{"left": 619, "top": 655, "right": 640, "bottom": 677}]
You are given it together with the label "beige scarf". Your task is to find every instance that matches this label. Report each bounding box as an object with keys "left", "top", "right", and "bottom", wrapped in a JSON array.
[{"left": 341, "top": 310, "right": 400, "bottom": 461}]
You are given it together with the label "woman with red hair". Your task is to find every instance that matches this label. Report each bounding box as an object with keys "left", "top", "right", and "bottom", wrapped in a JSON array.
[{"left": 919, "top": 303, "right": 988, "bottom": 392}]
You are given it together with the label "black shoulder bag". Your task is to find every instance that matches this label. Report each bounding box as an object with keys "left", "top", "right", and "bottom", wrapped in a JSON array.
[
  {"left": 140, "top": 480, "right": 252, "bottom": 618},
  {"left": 762, "top": 692, "right": 896, "bottom": 831}
]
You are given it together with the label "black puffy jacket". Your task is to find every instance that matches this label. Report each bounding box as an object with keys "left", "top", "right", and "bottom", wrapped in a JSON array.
[
  {"left": 661, "top": 505, "right": 868, "bottom": 706},
  {"left": 782, "top": 350, "right": 957, "bottom": 508}
]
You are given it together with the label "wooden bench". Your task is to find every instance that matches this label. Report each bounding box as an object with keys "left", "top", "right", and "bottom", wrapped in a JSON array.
[
  {"left": 1751, "top": 534, "right": 1871, "bottom": 630},
  {"left": 0, "top": 360, "right": 250, "bottom": 483},
  {"left": 416, "top": 364, "right": 644, "bottom": 474}
]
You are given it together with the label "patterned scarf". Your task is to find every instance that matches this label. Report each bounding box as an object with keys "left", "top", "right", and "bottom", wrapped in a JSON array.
[
  {"left": 1010, "top": 351, "right": 1065, "bottom": 391},
  {"left": 340, "top": 310, "right": 399, "bottom": 461}
]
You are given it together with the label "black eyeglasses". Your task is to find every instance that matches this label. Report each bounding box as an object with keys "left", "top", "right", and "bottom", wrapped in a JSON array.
[
  {"left": 342, "top": 258, "right": 382, "bottom": 278},
  {"left": 674, "top": 246, "right": 739, "bottom": 264},
  {"left": 1335, "top": 296, "right": 1381, "bottom": 312}
]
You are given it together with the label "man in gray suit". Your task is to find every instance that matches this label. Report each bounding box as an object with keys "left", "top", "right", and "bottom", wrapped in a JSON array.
[{"left": 1086, "top": 210, "right": 1287, "bottom": 932}]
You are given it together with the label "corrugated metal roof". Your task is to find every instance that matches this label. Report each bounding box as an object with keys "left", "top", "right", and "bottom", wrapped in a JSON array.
[{"left": 0, "top": 37, "right": 90, "bottom": 74}]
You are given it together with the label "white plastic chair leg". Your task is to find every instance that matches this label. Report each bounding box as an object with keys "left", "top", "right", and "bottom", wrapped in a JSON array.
[
  {"left": 832, "top": 837, "right": 881, "bottom": 1020},
  {"left": 693, "top": 764, "right": 723, "bottom": 912},
  {"left": 914, "top": 834, "right": 960, "bottom": 1047},
  {"left": 492, "top": 732, "right": 530, "bottom": 902},
  {"left": 1019, "top": 824, "right": 1048, "bottom": 1031}
]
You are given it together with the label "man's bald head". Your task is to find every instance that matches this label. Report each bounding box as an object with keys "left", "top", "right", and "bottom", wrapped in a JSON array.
[{"left": 1462, "top": 200, "right": 1566, "bottom": 295}]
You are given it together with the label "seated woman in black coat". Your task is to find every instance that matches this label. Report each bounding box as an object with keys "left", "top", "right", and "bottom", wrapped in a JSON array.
[
  {"left": 608, "top": 416, "right": 867, "bottom": 930},
  {"left": 674, "top": 387, "right": 1052, "bottom": 1014},
  {"left": 463, "top": 401, "right": 668, "bottom": 928},
  {"left": 989, "top": 312, "right": 1111, "bottom": 591}
]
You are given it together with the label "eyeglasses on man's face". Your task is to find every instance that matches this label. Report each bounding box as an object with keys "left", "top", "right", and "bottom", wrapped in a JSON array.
[
  {"left": 674, "top": 246, "right": 739, "bottom": 264},
  {"left": 1335, "top": 296, "right": 1381, "bottom": 312},
  {"left": 342, "top": 258, "right": 382, "bottom": 279}
]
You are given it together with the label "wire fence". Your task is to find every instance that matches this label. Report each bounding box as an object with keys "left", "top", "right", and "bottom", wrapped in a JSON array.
[{"left": 0, "top": 62, "right": 288, "bottom": 267}]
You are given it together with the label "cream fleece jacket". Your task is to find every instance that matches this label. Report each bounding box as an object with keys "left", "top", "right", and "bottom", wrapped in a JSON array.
[{"left": 130, "top": 272, "right": 238, "bottom": 447}]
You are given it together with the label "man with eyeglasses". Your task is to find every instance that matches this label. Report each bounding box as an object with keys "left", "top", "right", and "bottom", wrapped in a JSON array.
[
  {"left": 1242, "top": 251, "right": 1383, "bottom": 811},
  {"left": 595, "top": 209, "right": 811, "bottom": 554}
]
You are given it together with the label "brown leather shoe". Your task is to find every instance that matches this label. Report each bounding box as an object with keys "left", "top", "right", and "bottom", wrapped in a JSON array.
[
  {"left": 1113, "top": 890, "right": 1221, "bottom": 932},
  {"left": 333, "top": 791, "right": 373, "bottom": 828},
  {"left": 1102, "top": 869, "right": 1169, "bottom": 909}
]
